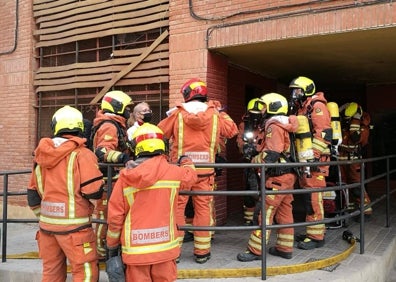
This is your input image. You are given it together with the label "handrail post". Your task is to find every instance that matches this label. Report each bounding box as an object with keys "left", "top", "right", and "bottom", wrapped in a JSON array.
[
  {"left": 2, "top": 174, "right": 8, "bottom": 262},
  {"left": 359, "top": 161, "right": 365, "bottom": 254},
  {"left": 261, "top": 165, "right": 267, "bottom": 280},
  {"left": 386, "top": 157, "right": 390, "bottom": 227}
]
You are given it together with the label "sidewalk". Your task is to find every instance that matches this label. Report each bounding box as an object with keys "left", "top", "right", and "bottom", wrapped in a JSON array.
[{"left": 1, "top": 197, "right": 395, "bottom": 282}]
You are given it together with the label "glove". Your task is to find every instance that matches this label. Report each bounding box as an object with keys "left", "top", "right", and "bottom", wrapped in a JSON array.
[
  {"left": 117, "top": 153, "right": 129, "bottom": 164},
  {"left": 242, "top": 143, "right": 258, "bottom": 161},
  {"left": 307, "top": 158, "right": 320, "bottom": 172},
  {"left": 107, "top": 245, "right": 120, "bottom": 259},
  {"left": 106, "top": 256, "right": 125, "bottom": 282}
]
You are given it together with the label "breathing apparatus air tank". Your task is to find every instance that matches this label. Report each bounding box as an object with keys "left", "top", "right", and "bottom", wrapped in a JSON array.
[
  {"left": 295, "top": 115, "right": 314, "bottom": 177},
  {"left": 295, "top": 115, "right": 314, "bottom": 161},
  {"left": 327, "top": 102, "right": 342, "bottom": 150}
]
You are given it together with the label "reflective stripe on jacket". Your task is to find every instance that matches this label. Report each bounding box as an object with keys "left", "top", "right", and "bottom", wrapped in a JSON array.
[
  {"left": 106, "top": 155, "right": 197, "bottom": 265},
  {"left": 158, "top": 100, "right": 238, "bottom": 175},
  {"left": 28, "top": 136, "right": 104, "bottom": 233}
]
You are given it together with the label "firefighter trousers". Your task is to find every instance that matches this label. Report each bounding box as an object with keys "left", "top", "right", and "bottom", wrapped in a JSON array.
[
  {"left": 37, "top": 228, "right": 99, "bottom": 282},
  {"left": 125, "top": 260, "right": 177, "bottom": 282},
  {"left": 247, "top": 173, "right": 296, "bottom": 254},
  {"left": 177, "top": 175, "right": 215, "bottom": 256},
  {"left": 299, "top": 171, "right": 327, "bottom": 241}
]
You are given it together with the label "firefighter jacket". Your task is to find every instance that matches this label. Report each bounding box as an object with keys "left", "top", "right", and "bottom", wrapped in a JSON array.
[
  {"left": 92, "top": 110, "right": 130, "bottom": 163},
  {"left": 158, "top": 100, "right": 238, "bottom": 175},
  {"left": 27, "top": 135, "right": 104, "bottom": 234},
  {"left": 339, "top": 106, "right": 371, "bottom": 159},
  {"left": 106, "top": 155, "right": 197, "bottom": 265},
  {"left": 252, "top": 115, "right": 299, "bottom": 188},
  {"left": 297, "top": 92, "right": 332, "bottom": 158}
]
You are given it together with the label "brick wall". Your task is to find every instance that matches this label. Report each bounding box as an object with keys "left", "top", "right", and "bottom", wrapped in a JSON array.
[
  {"left": 168, "top": 0, "right": 396, "bottom": 224},
  {"left": 0, "top": 0, "right": 35, "bottom": 206}
]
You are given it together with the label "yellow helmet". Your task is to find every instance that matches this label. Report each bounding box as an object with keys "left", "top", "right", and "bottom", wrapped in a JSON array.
[
  {"left": 132, "top": 123, "right": 165, "bottom": 157},
  {"left": 289, "top": 76, "right": 316, "bottom": 96},
  {"left": 101, "top": 90, "right": 133, "bottom": 116},
  {"left": 344, "top": 102, "right": 359, "bottom": 118},
  {"left": 51, "top": 105, "right": 84, "bottom": 136},
  {"left": 260, "top": 93, "right": 288, "bottom": 115},
  {"left": 247, "top": 98, "right": 264, "bottom": 113}
]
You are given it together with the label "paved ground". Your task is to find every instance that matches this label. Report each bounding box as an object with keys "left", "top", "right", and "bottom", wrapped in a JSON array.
[{"left": 1, "top": 192, "right": 396, "bottom": 282}]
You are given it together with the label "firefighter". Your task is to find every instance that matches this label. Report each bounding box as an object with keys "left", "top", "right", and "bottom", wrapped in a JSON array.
[
  {"left": 289, "top": 76, "right": 333, "bottom": 250},
  {"left": 92, "top": 90, "right": 133, "bottom": 259},
  {"left": 127, "top": 101, "right": 152, "bottom": 142},
  {"left": 183, "top": 100, "right": 230, "bottom": 243},
  {"left": 105, "top": 123, "right": 197, "bottom": 282},
  {"left": 236, "top": 98, "right": 266, "bottom": 225},
  {"left": 339, "top": 102, "right": 373, "bottom": 219},
  {"left": 27, "top": 106, "right": 104, "bottom": 282},
  {"left": 237, "top": 93, "right": 299, "bottom": 261},
  {"left": 158, "top": 78, "right": 238, "bottom": 264}
]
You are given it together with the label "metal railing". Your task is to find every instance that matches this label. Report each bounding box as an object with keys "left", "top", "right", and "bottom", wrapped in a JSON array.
[{"left": 1, "top": 155, "right": 396, "bottom": 280}]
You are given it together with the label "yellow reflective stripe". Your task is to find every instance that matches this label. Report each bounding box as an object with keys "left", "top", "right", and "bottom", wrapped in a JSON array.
[
  {"left": 177, "top": 112, "right": 218, "bottom": 163},
  {"left": 37, "top": 151, "right": 89, "bottom": 225},
  {"left": 277, "top": 233, "right": 294, "bottom": 240},
  {"left": 39, "top": 215, "right": 90, "bottom": 225},
  {"left": 122, "top": 239, "right": 179, "bottom": 255},
  {"left": 35, "top": 165, "right": 44, "bottom": 196},
  {"left": 307, "top": 225, "right": 326, "bottom": 235},
  {"left": 209, "top": 115, "right": 218, "bottom": 163},
  {"left": 123, "top": 197, "right": 133, "bottom": 247},
  {"left": 107, "top": 150, "right": 121, "bottom": 163},
  {"left": 122, "top": 180, "right": 180, "bottom": 249},
  {"left": 83, "top": 262, "right": 92, "bottom": 282},
  {"left": 123, "top": 181, "right": 181, "bottom": 196},
  {"left": 177, "top": 113, "right": 184, "bottom": 158},
  {"left": 169, "top": 183, "right": 177, "bottom": 239},
  {"left": 277, "top": 240, "right": 294, "bottom": 248},
  {"left": 248, "top": 230, "right": 262, "bottom": 251},
  {"left": 312, "top": 137, "right": 328, "bottom": 151},
  {"left": 67, "top": 152, "right": 77, "bottom": 218},
  {"left": 107, "top": 229, "right": 120, "bottom": 239}
]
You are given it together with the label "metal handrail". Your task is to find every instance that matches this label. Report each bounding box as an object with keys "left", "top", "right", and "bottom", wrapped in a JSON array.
[{"left": 1, "top": 155, "right": 395, "bottom": 280}]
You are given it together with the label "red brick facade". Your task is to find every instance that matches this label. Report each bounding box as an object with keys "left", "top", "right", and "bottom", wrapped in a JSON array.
[
  {"left": 1, "top": 0, "right": 396, "bottom": 224},
  {"left": 0, "top": 0, "right": 36, "bottom": 200}
]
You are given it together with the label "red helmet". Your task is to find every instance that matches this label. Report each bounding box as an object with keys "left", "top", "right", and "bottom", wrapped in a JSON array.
[{"left": 180, "top": 78, "right": 208, "bottom": 102}]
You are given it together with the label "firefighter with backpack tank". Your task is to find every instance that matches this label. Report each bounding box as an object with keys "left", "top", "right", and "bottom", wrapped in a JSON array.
[
  {"left": 158, "top": 78, "right": 238, "bottom": 264},
  {"left": 237, "top": 93, "right": 299, "bottom": 261},
  {"left": 27, "top": 106, "right": 104, "bottom": 281},
  {"left": 236, "top": 98, "right": 266, "bottom": 225},
  {"left": 339, "top": 102, "right": 373, "bottom": 220},
  {"left": 91, "top": 90, "right": 133, "bottom": 259},
  {"left": 289, "top": 76, "right": 333, "bottom": 250}
]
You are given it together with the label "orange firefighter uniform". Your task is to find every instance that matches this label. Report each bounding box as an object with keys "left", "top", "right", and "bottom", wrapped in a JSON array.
[
  {"left": 297, "top": 92, "right": 332, "bottom": 243},
  {"left": 92, "top": 109, "right": 131, "bottom": 258},
  {"left": 236, "top": 116, "right": 266, "bottom": 225},
  {"left": 158, "top": 99, "right": 238, "bottom": 260},
  {"left": 27, "top": 135, "right": 104, "bottom": 282},
  {"left": 106, "top": 155, "right": 197, "bottom": 282},
  {"left": 246, "top": 115, "right": 299, "bottom": 256},
  {"left": 339, "top": 103, "right": 372, "bottom": 215}
]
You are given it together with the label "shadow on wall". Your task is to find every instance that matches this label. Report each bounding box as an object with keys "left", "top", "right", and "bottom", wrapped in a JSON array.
[{"left": 371, "top": 111, "right": 396, "bottom": 179}]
